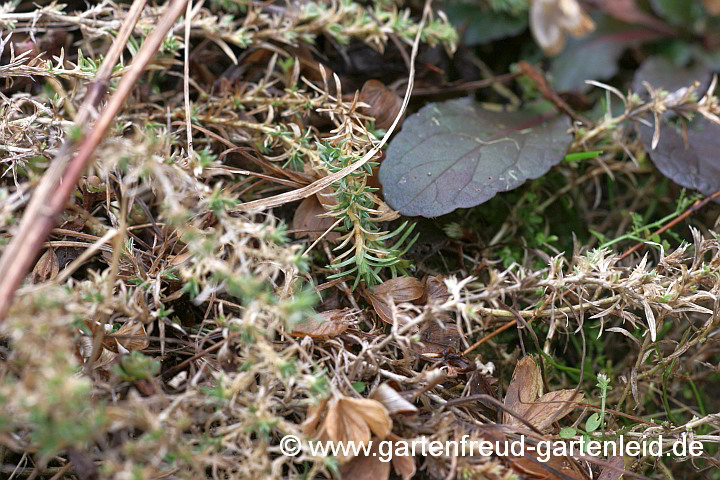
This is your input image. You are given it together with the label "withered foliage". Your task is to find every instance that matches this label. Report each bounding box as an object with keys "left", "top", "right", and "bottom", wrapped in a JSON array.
[{"left": 0, "top": 1, "right": 718, "bottom": 480}]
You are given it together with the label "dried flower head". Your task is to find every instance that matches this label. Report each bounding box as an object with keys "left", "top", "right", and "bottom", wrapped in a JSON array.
[{"left": 530, "top": 0, "right": 595, "bottom": 55}]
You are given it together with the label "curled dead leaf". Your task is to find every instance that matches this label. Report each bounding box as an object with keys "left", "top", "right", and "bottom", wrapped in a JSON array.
[
  {"left": 415, "top": 320, "right": 462, "bottom": 356},
  {"left": 338, "top": 441, "right": 391, "bottom": 480},
  {"left": 519, "top": 389, "right": 583, "bottom": 432},
  {"left": 423, "top": 275, "right": 451, "bottom": 304},
  {"left": 32, "top": 249, "right": 59, "bottom": 283},
  {"left": 339, "top": 433, "right": 416, "bottom": 480},
  {"left": 504, "top": 356, "right": 544, "bottom": 425},
  {"left": 302, "top": 396, "right": 330, "bottom": 436},
  {"left": 304, "top": 394, "right": 392, "bottom": 444},
  {"left": 306, "top": 394, "right": 392, "bottom": 462},
  {"left": 358, "top": 80, "right": 404, "bottom": 131},
  {"left": 103, "top": 321, "right": 150, "bottom": 353},
  {"left": 325, "top": 395, "right": 392, "bottom": 443},
  {"left": 289, "top": 308, "right": 353, "bottom": 338},
  {"left": 504, "top": 356, "right": 583, "bottom": 431},
  {"left": 366, "top": 277, "right": 425, "bottom": 324},
  {"left": 292, "top": 194, "right": 340, "bottom": 243},
  {"left": 370, "top": 383, "right": 418, "bottom": 415},
  {"left": 530, "top": 0, "right": 595, "bottom": 56},
  {"left": 389, "top": 434, "right": 416, "bottom": 480}
]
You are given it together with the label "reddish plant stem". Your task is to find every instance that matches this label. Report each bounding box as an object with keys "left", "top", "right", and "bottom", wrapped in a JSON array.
[
  {"left": 516, "top": 61, "right": 593, "bottom": 127},
  {"left": 619, "top": 191, "right": 720, "bottom": 260}
]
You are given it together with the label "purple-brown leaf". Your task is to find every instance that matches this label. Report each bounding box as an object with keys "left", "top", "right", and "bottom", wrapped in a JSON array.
[{"left": 378, "top": 99, "right": 571, "bottom": 217}]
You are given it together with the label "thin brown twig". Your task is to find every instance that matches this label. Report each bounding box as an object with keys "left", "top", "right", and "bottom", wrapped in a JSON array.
[
  {"left": 463, "top": 316, "right": 537, "bottom": 356},
  {"left": 516, "top": 61, "right": 593, "bottom": 127},
  {"left": 0, "top": 0, "right": 150, "bottom": 316},
  {"left": 183, "top": 0, "right": 196, "bottom": 159},
  {"left": 619, "top": 191, "right": 720, "bottom": 260},
  {"left": 0, "top": 0, "right": 191, "bottom": 320},
  {"left": 409, "top": 72, "right": 519, "bottom": 96},
  {"left": 161, "top": 339, "right": 226, "bottom": 378}
]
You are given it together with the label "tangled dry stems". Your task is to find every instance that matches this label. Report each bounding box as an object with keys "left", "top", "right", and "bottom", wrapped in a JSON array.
[{"left": 0, "top": 1, "right": 718, "bottom": 479}]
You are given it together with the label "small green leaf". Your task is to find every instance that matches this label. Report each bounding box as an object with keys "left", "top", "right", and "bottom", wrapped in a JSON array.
[
  {"left": 559, "top": 427, "right": 577, "bottom": 438},
  {"left": 351, "top": 381, "right": 366, "bottom": 394},
  {"left": 564, "top": 150, "right": 603, "bottom": 162},
  {"left": 585, "top": 412, "right": 602, "bottom": 432}
]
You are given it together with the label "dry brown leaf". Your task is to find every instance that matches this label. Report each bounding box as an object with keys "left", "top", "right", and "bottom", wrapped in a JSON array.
[
  {"left": 415, "top": 320, "right": 462, "bottom": 356},
  {"left": 504, "top": 356, "right": 582, "bottom": 431},
  {"left": 358, "top": 80, "right": 404, "bottom": 131},
  {"left": 704, "top": 0, "right": 720, "bottom": 14},
  {"left": 289, "top": 308, "right": 352, "bottom": 338},
  {"left": 468, "top": 370, "right": 498, "bottom": 397},
  {"left": 324, "top": 395, "right": 392, "bottom": 447},
  {"left": 169, "top": 251, "right": 192, "bottom": 266},
  {"left": 292, "top": 194, "right": 340, "bottom": 243},
  {"left": 370, "top": 383, "right": 418, "bottom": 415},
  {"left": 338, "top": 441, "right": 391, "bottom": 480},
  {"left": 503, "top": 356, "right": 543, "bottom": 425},
  {"left": 597, "top": 454, "right": 626, "bottom": 480},
  {"left": 302, "top": 396, "right": 330, "bottom": 436},
  {"left": 520, "top": 389, "right": 583, "bottom": 431},
  {"left": 31, "top": 248, "right": 59, "bottom": 283},
  {"left": 387, "top": 433, "right": 416, "bottom": 480},
  {"left": 372, "top": 276, "right": 425, "bottom": 301},
  {"left": 423, "top": 275, "right": 450, "bottom": 304},
  {"left": 390, "top": 447, "right": 416, "bottom": 480},
  {"left": 339, "top": 432, "right": 416, "bottom": 480},
  {"left": 103, "top": 321, "right": 150, "bottom": 353},
  {"left": 530, "top": 0, "right": 595, "bottom": 55},
  {"left": 367, "top": 277, "right": 425, "bottom": 324},
  {"left": 511, "top": 452, "right": 585, "bottom": 480}
]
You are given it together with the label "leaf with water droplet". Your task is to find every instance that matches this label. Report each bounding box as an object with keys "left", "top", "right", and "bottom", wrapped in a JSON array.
[{"left": 378, "top": 98, "right": 572, "bottom": 217}]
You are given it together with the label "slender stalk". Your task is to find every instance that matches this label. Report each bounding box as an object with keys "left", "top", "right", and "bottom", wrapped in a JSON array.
[{"left": 0, "top": 0, "right": 191, "bottom": 320}]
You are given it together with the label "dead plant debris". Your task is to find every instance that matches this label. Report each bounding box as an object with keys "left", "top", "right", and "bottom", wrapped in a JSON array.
[{"left": 1, "top": 1, "right": 720, "bottom": 480}]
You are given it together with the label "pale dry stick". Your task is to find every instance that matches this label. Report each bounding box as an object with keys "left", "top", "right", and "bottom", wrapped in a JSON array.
[
  {"left": 183, "top": 0, "right": 201, "bottom": 159},
  {"left": 87, "top": 196, "right": 129, "bottom": 373},
  {"left": 303, "top": 218, "right": 343, "bottom": 257},
  {"left": 14, "top": 229, "right": 119, "bottom": 297},
  {"left": 463, "top": 295, "right": 622, "bottom": 356},
  {"left": 57, "top": 229, "right": 119, "bottom": 285},
  {"left": 47, "top": 462, "right": 72, "bottom": 480},
  {"left": 0, "top": 0, "right": 190, "bottom": 320},
  {"left": 232, "top": 0, "right": 432, "bottom": 213}
]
